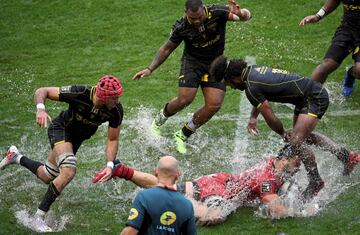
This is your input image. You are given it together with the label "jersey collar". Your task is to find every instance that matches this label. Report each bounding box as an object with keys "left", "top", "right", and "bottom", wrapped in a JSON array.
[{"left": 157, "top": 183, "right": 176, "bottom": 191}]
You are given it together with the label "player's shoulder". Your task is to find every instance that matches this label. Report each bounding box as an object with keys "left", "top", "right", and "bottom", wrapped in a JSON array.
[
  {"left": 206, "top": 4, "right": 228, "bottom": 16},
  {"left": 114, "top": 102, "right": 124, "bottom": 111},
  {"left": 60, "top": 85, "right": 90, "bottom": 94},
  {"left": 172, "top": 17, "right": 187, "bottom": 31}
]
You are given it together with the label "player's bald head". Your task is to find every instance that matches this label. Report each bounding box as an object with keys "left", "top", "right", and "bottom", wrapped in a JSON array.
[{"left": 157, "top": 155, "right": 180, "bottom": 177}]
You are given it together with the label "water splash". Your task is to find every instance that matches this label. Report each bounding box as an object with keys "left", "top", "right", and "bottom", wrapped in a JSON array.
[
  {"left": 1, "top": 97, "right": 359, "bottom": 232},
  {"left": 15, "top": 207, "right": 70, "bottom": 232}
]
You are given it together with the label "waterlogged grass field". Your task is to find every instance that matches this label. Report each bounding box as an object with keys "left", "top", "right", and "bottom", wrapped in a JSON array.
[{"left": 0, "top": 0, "right": 360, "bottom": 234}]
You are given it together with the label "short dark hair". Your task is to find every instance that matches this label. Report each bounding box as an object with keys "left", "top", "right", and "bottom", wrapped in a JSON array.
[
  {"left": 277, "top": 144, "right": 298, "bottom": 159},
  {"left": 209, "top": 55, "right": 248, "bottom": 82},
  {"left": 185, "top": 0, "right": 203, "bottom": 11}
]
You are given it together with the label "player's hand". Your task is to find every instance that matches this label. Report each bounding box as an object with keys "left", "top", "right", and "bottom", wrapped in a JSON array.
[
  {"left": 94, "top": 167, "right": 113, "bottom": 183},
  {"left": 36, "top": 109, "right": 52, "bottom": 128},
  {"left": 247, "top": 119, "right": 259, "bottom": 136},
  {"left": 228, "top": 0, "right": 241, "bottom": 15},
  {"left": 132, "top": 68, "right": 152, "bottom": 80},
  {"left": 299, "top": 15, "right": 320, "bottom": 26}
]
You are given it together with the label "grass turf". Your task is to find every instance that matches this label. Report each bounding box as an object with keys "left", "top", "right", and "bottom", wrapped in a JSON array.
[{"left": 0, "top": 0, "right": 359, "bottom": 234}]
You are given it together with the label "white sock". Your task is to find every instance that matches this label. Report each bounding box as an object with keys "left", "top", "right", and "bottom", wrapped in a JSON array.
[
  {"left": 187, "top": 119, "right": 199, "bottom": 131},
  {"left": 16, "top": 154, "right": 23, "bottom": 164}
]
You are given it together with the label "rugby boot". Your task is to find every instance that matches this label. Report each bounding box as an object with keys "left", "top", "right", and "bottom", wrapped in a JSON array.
[
  {"left": 0, "top": 145, "right": 22, "bottom": 170},
  {"left": 342, "top": 68, "right": 356, "bottom": 97},
  {"left": 343, "top": 151, "right": 360, "bottom": 176},
  {"left": 150, "top": 109, "right": 168, "bottom": 137},
  {"left": 174, "top": 130, "right": 187, "bottom": 154},
  {"left": 33, "top": 214, "right": 52, "bottom": 233}
]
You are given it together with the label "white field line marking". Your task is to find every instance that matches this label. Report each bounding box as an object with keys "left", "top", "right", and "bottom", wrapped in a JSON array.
[{"left": 231, "top": 93, "right": 252, "bottom": 167}]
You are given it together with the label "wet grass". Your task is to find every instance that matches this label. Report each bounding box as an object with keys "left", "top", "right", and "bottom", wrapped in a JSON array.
[{"left": 0, "top": 0, "right": 359, "bottom": 234}]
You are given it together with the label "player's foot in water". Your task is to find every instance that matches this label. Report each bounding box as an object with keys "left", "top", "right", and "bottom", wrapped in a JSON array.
[
  {"left": 150, "top": 120, "right": 162, "bottom": 137},
  {"left": 32, "top": 214, "right": 52, "bottom": 233},
  {"left": 150, "top": 109, "right": 168, "bottom": 137},
  {"left": 342, "top": 68, "right": 356, "bottom": 97},
  {"left": 174, "top": 130, "right": 187, "bottom": 154},
  {"left": 343, "top": 151, "right": 360, "bottom": 176},
  {"left": 0, "top": 145, "right": 22, "bottom": 170}
]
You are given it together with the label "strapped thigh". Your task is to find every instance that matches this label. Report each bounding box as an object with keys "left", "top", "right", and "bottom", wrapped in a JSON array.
[
  {"left": 43, "top": 152, "right": 77, "bottom": 180},
  {"left": 56, "top": 152, "right": 77, "bottom": 169},
  {"left": 44, "top": 160, "right": 60, "bottom": 180}
]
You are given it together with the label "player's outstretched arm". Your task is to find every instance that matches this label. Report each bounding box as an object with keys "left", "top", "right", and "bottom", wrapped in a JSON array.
[
  {"left": 132, "top": 40, "right": 178, "bottom": 80},
  {"left": 258, "top": 100, "right": 285, "bottom": 137},
  {"left": 247, "top": 107, "right": 260, "bottom": 136},
  {"left": 299, "top": 0, "right": 341, "bottom": 26}
]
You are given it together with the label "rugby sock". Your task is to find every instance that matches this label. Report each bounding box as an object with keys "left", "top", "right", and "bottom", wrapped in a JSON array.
[
  {"left": 187, "top": 119, "right": 200, "bottom": 130},
  {"left": 113, "top": 163, "right": 134, "bottom": 180},
  {"left": 163, "top": 103, "right": 176, "bottom": 117},
  {"left": 38, "top": 181, "right": 60, "bottom": 212},
  {"left": 182, "top": 124, "right": 195, "bottom": 138},
  {"left": 19, "top": 156, "right": 43, "bottom": 175}
]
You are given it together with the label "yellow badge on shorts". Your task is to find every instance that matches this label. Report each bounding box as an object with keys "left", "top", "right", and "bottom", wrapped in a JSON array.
[
  {"left": 160, "top": 211, "right": 177, "bottom": 225},
  {"left": 128, "top": 208, "right": 139, "bottom": 220},
  {"left": 201, "top": 74, "right": 209, "bottom": 82}
]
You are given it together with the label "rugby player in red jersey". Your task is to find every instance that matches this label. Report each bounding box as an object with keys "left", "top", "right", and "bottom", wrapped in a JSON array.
[{"left": 93, "top": 146, "right": 317, "bottom": 225}]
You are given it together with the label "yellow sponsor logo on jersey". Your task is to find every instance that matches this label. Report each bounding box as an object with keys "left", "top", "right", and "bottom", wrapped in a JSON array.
[
  {"left": 160, "top": 211, "right": 177, "bottom": 225},
  {"left": 128, "top": 208, "right": 139, "bottom": 220}
]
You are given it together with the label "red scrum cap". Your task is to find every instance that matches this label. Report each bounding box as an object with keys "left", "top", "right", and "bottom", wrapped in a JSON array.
[{"left": 96, "top": 75, "right": 123, "bottom": 101}]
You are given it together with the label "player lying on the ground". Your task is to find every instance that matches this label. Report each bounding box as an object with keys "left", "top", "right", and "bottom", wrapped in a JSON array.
[{"left": 93, "top": 147, "right": 335, "bottom": 225}]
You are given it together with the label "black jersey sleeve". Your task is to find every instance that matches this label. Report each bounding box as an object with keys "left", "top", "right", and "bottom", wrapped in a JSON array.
[
  {"left": 209, "top": 4, "right": 230, "bottom": 22},
  {"left": 169, "top": 18, "right": 186, "bottom": 45},
  {"left": 58, "top": 85, "right": 89, "bottom": 103},
  {"left": 245, "top": 86, "right": 266, "bottom": 108},
  {"left": 108, "top": 103, "right": 124, "bottom": 128}
]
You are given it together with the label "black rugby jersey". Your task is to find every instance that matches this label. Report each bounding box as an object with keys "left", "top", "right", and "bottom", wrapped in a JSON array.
[
  {"left": 169, "top": 4, "right": 229, "bottom": 61},
  {"left": 54, "top": 85, "right": 123, "bottom": 135},
  {"left": 342, "top": 0, "right": 360, "bottom": 28},
  {"left": 243, "top": 65, "right": 316, "bottom": 108}
]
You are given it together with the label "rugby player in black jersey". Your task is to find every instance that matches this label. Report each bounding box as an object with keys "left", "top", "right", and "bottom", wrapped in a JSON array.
[
  {"left": 0, "top": 75, "right": 124, "bottom": 232},
  {"left": 210, "top": 55, "right": 360, "bottom": 202},
  {"left": 299, "top": 0, "right": 360, "bottom": 97},
  {"left": 132, "top": 0, "right": 251, "bottom": 154}
]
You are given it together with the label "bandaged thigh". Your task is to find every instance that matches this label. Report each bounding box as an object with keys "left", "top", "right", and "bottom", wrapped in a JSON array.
[
  {"left": 44, "top": 160, "right": 60, "bottom": 180},
  {"left": 56, "top": 152, "right": 77, "bottom": 169},
  {"left": 44, "top": 153, "right": 77, "bottom": 180}
]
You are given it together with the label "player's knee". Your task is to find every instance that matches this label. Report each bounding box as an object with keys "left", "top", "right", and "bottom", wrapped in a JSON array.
[
  {"left": 205, "top": 103, "right": 222, "bottom": 113},
  {"left": 315, "top": 59, "right": 339, "bottom": 76},
  {"left": 61, "top": 167, "right": 77, "bottom": 182},
  {"left": 57, "top": 152, "right": 77, "bottom": 181},
  {"left": 177, "top": 97, "right": 193, "bottom": 108},
  {"left": 353, "top": 65, "right": 360, "bottom": 79}
]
